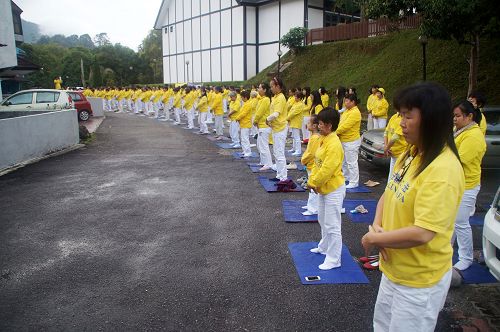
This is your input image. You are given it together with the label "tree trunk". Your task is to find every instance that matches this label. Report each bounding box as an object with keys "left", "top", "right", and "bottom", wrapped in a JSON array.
[{"left": 468, "top": 33, "right": 479, "bottom": 96}]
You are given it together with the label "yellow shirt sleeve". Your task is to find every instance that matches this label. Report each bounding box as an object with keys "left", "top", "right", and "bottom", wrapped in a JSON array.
[
  {"left": 336, "top": 106, "right": 361, "bottom": 142},
  {"left": 372, "top": 98, "right": 389, "bottom": 118},
  {"left": 286, "top": 101, "right": 304, "bottom": 128},
  {"left": 308, "top": 133, "right": 344, "bottom": 194},
  {"left": 301, "top": 133, "right": 321, "bottom": 170},
  {"left": 254, "top": 97, "right": 270, "bottom": 128}
]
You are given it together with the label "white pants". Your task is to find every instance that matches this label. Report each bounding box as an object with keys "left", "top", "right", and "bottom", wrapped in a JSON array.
[
  {"left": 342, "top": 138, "right": 361, "bottom": 187},
  {"left": 373, "top": 117, "right": 387, "bottom": 129},
  {"left": 388, "top": 156, "right": 397, "bottom": 183},
  {"left": 306, "top": 169, "right": 318, "bottom": 213},
  {"left": 127, "top": 99, "right": 134, "bottom": 112},
  {"left": 187, "top": 107, "right": 194, "bottom": 128},
  {"left": 117, "top": 99, "right": 124, "bottom": 112},
  {"left": 206, "top": 109, "right": 213, "bottom": 123},
  {"left": 215, "top": 115, "right": 224, "bottom": 136},
  {"left": 291, "top": 128, "right": 302, "bottom": 153},
  {"left": 146, "top": 101, "right": 153, "bottom": 115},
  {"left": 317, "top": 185, "right": 346, "bottom": 266},
  {"left": 257, "top": 127, "right": 273, "bottom": 167},
  {"left": 230, "top": 121, "right": 240, "bottom": 145},
  {"left": 302, "top": 116, "right": 311, "bottom": 140},
  {"left": 199, "top": 112, "right": 208, "bottom": 133},
  {"left": 374, "top": 269, "right": 452, "bottom": 332},
  {"left": 174, "top": 107, "right": 181, "bottom": 123},
  {"left": 367, "top": 113, "right": 374, "bottom": 130},
  {"left": 272, "top": 128, "right": 288, "bottom": 180},
  {"left": 452, "top": 185, "right": 480, "bottom": 270},
  {"left": 223, "top": 99, "right": 228, "bottom": 113},
  {"left": 240, "top": 127, "right": 252, "bottom": 156}
]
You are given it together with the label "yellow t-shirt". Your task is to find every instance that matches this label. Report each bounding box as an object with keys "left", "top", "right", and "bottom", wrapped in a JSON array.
[
  {"left": 384, "top": 113, "right": 408, "bottom": 157},
  {"left": 321, "top": 94, "right": 329, "bottom": 108},
  {"left": 308, "top": 132, "right": 345, "bottom": 195},
  {"left": 478, "top": 109, "right": 487, "bottom": 135},
  {"left": 301, "top": 133, "right": 321, "bottom": 171},
  {"left": 269, "top": 93, "right": 287, "bottom": 133},
  {"left": 454, "top": 124, "right": 486, "bottom": 189},
  {"left": 54, "top": 79, "right": 62, "bottom": 90},
  {"left": 314, "top": 104, "right": 324, "bottom": 115},
  {"left": 254, "top": 96, "right": 270, "bottom": 129},
  {"left": 380, "top": 146, "right": 465, "bottom": 288},
  {"left": 372, "top": 97, "right": 389, "bottom": 118},
  {"left": 184, "top": 92, "right": 195, "bottom": 109},
  {"left": 229, "top": 99, "right": 241, "bottom": 120},
  {"left": 366, "top": 93, "right": 377, "bottom": 113},
  {"left": 287, "top": 100, "right": 304, "bottom": 129},
  {"left": 212, "top": 93, "right": 223, "bottom": 115},
  {"left": 336, "top": 106, "right": 361, "bottom": 142},
  {"left": 303, "top": 96, "right": 312, "bottom": 116},
  {"left": 173, "top": 93, "right": 182, "bottom": 108},
  {"left": 235, "top": 100, "right": 253, "bottom": 129},
  {"left": 197, "top": 95, "right": 208, "bottom": 113}
]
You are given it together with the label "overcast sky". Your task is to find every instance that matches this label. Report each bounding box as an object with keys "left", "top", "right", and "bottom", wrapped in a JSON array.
[{"left": 15, "top": 0, "right": 163, "bottom": 51}]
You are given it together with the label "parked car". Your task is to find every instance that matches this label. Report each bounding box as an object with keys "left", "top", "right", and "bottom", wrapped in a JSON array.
[
  {"left": 483, "top": 186, "right": 500, "bottom": 281},
  {"left": 0, "top": 89, "right": 73, "bottom": 111},
  {"left": 66, "top": 90, "right": 93, "bottom": 121},
  {"left": 359, "top": 106, "right": 500, "bottom": 169},
  {"left": 359, "top": 129, "right": 390, "bottom": 167},
  {"left": 482, "top": 106, "right": 500, "bottom": 168}
]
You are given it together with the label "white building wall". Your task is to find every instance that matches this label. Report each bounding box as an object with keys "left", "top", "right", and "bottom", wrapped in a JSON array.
[
  {"left": 308, "top": 8, "right": 324, "bottom": 29},
  {"left": 211, "top": 49, "right": 222, "bottom": 82},
  {"left": 246, "top": 6, "right": 256, "bottom": 44},
  {"left": 232, "top": 6, "right": 244, "bottom": 45},
  {"left": 0, "top": 0, "right": 17, "bottom": 70},
  {"left": 233, "top": 46, "right": 244, "bottom": 81},
  {"left": 281, "top": 0, "right": 305, "bottom": 37},
  {"left": 221, "top": 47, "right": 232, "bottom": 82},
  {"left": 258, "top": 2, "right": 280, "bottom": 44},
  {"left": 193, "top": 51, "right": 202, "bottom": 83},
  {"left": 211, "top": 12, "right": 221, "bottom": 49}
]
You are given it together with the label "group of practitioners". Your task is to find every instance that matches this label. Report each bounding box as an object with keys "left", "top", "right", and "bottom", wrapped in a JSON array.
[{"left": 82, "top": 79, "right": 489, "bottom": 332}]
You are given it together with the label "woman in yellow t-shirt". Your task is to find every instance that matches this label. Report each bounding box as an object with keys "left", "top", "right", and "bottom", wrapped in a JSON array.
[
  {"left": 366, "top": 85, "right": 379, "bottom": 130},
  {"left": 286, "top": 91, "right": 305, "bottom": 156},
  {"left": 254, "top": 83, "right": 273, "bottom": 170},
  {"left": 372, "top": 87, "right": 389, "bottom": 129},
  {"left": 266, "top": 77, "right": 288, "bottom": 181},
  {"left": 452, "top": 101, "right": 486, "bottom": 271},
  {"left": 306, "top": 108, "right": 345, "bottom": 270},
  {"left": 310, "top": 90, "right": 323, "bottom": 115},
  {"left": 319, "top": 87, "right": 329, "bottom": 107},
  {"left": 361, "top": 82, "right": 465, "bottom": 331},
  {"left": 384, "top": 111, "right": 408, "bottom": 181},
  {"left": 467, "top": 91, "right": 487, "bottom": 135}
]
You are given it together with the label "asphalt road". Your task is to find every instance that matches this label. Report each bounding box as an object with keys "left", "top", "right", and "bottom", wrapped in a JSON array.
[{"left": 0, "top": 112, "right": 498, "bottom": 331}]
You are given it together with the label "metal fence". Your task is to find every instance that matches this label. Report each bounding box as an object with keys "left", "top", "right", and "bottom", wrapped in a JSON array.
[{"left": 306, "top": 15, "right": 422, "bottom": 45}]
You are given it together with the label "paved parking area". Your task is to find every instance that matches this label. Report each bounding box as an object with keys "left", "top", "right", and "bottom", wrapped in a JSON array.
[{"left": 0, "top": 112, "right": 498, "bottom": 331}]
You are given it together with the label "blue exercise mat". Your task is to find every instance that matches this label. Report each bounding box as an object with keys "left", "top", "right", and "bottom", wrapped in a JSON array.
[
  {"left": 288, "top": 242, "right": 369, "bottom": 285},
  {"left": 346, "top": 184, "right": 372, "bottom": 193},
  {"left": 216, "top": 142, "right": 240, "bottom": 149},
  {"left": 452, "top": 252, "right": 497, "bottom": 284},
  {"left": 248, "top": 164, "right": 274, "bottom": 173},
  {"left": 282, "top": 200, "right": 318, "bottom": 223},
  {"left": 258, "top": 176, "right": 305, "bottom": 192},
  {"left": 343, "top": 199, "right": 377, "bottom": 223},
  {"left": 232, "top": 151, "right": 259, "bottom": 159}
]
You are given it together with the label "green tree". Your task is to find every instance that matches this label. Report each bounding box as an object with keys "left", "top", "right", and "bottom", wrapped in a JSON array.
[
  {"left": 138, "top": 29, "right": 162, "bottom": 83},
  {"left": 367, "top": 0, "right": 500, "bottom": 95},
  {"left": 280, "top": 27, "right": 308, "bottom": 54}
]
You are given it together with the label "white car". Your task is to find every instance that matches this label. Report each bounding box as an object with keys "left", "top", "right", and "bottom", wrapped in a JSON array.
[
  {"left": 483, "top": 186, "right": 500, "bottom": 281},
  {"left": 0, "top": 89, "right": 73, "bottom": 111}
]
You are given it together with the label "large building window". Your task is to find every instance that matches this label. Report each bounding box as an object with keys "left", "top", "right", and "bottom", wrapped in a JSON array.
[
  {"left": 323, "top": 0, "right": 361, "bottom": 27},
  {"left": 12, "top": 13, "right": 22, "bottom": 35}
]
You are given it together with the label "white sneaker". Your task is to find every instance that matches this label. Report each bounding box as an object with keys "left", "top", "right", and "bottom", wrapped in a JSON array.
[
  {"left": 346, "top": 183, "right": 358, "bottom": 189},
  {"left": 310, "top": 247, "right": 323, "bottom": 254},
  {"left": 271, "top": 164, "right": 277, "bottom": 171},
  {"left": 341, "top": 208, "right": 346, "bottom": 214},
  {"left": 301, "top": 206, "right": 308, "bottom": 210},
  {"left": 318, "top": 261, "right": 341, "bottom": 270},
  {"left": 302, "top": 210, "right": 317, "bottom": 216},
  {"left": 291, "top": 152, "right": 302, "bottom": 156}
]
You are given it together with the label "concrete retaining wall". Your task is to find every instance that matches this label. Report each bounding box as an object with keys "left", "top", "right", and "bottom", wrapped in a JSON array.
[
  {"left": 87, "top": 97, "right": 104, "bottom": 117},
  {"left": 0, "top": 109, "right": 79, "bottom": 171}
]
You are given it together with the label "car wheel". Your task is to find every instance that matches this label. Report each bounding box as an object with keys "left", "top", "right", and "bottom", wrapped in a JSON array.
[{"left": 78, "top": 110, "right": 90, "bottom": 121}]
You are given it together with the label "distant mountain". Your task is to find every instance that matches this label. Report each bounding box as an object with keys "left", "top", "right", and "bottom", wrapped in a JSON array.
[
  {"left": 22, "top": 19, "right": 41, "bottom": 43},
  {"left": 36, "top": 33, "right": 95, "bottom": 49}
]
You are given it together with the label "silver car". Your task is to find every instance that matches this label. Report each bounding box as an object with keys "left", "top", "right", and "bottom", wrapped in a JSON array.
[
  {"left": 483, "top": 186, "right": 500, "bottom": 281},
  {"left": 0, "top": 89, "right": 73, "bottom": 111},
  {"left": 359, "top": 106, "right": 500, "bottom": 169}
]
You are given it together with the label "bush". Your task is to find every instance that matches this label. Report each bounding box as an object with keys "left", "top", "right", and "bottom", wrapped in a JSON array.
[{"left": 280, "top": 27, "right": 308, "bottom": 54}]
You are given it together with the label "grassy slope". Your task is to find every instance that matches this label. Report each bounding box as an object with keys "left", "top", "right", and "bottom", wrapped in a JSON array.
[{"left": 246, "top": 29, "right": 500, "bottom": 111}]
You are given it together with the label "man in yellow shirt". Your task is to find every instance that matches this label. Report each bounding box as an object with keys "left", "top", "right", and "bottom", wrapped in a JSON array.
[
  {"left": 366, "top": 85, "right": 379, "bottom": 130},
  {"left": 336, "top": 93, "right": 362, "bottom": 189},
  {"left": 183, "top": 87, "right": 196, "bottom": 129},
  {"left": 300, "top": 114, "right": 321, "bottom": 215},
  {"left": 234, "top": 90, "right": 253, "bottom": 157},
  {"left": 254, "top": 83, "right": 272, "bottom": 170},
  {"left": 287, "top": 91, "right": 305, "bottom": 156},
  {"left": 228, "top": 91, "right": 241, "bottom": 148},
  {"left": 212, "top": 86, "right": 224, "bottom": 138},
  {"left": 172, "top": 88, "right": 182, "bottom": 124}
]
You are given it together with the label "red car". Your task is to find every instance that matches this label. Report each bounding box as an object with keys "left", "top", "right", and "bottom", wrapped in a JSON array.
[{"left": 66, "top": 91, "right": 93, "bottom": 121}]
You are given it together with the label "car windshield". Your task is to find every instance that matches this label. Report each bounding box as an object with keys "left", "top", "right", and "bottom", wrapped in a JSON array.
[
  {"left": 484, "top": 110, "right": 499, "bottom": 135},
  {"left": 68, "top": 92, "right": 82, "bottom": 102}
]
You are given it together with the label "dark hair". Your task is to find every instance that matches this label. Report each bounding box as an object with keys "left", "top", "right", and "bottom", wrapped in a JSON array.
[
  {"left": 319, "top": 87, "right": 327, "bottom": 95},
  {"left": 215, "top": 86, "right": 222, "bottom": 93},
  {"left": 345, "top": 93, "right": 358, "bottom": 105},
  {"left": 317, "top": 107, "right": 340, "bottom": 131},
  {"left": 336, "top": 86, "right": 347, "bottom": 108},
  {"left": 294, "top": 91, "right": 304, "bottom": 99},
  {"left": 270, "top": 76, "right": 285, "bottom": 92},
  {"left": 348, "top": 87, "right": 357, "bottom": 95},
  {"left": 454, "top": 100, "right": 482, "bottom": 125},
  {"left": 289, "top": 88, "right": 297, "bottom": 94},
  {"left": 303, "top": 87, "right": 311, "bottom": 99},
  {"left": 259, "top": 82, "right": 272, "bottom": 98},
  {"left": 200, "top": 88, "right": 207, "bottom": 98},
  {"left": 240, "top": 90, "right": 250, "bottom": 100},
  {"left": 310, "top": 113, "right": 319, "bottom": 125},
  {"left": 468, "top": 91, "right": 487, "bottom": 108},
  {"left": 310, "top": 90, "right": 322, "bottom": 114},
  {"left": 393, "top": 82, "right": 460, "bottom": 177},
  {"left": 369, "top": 85, "right": 379, "bottom": 94}
]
